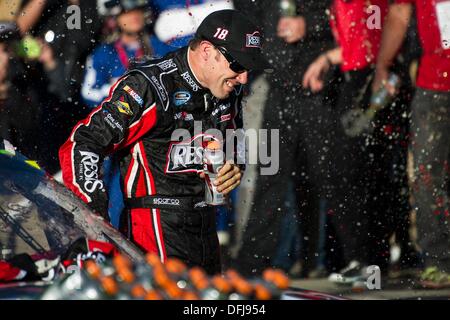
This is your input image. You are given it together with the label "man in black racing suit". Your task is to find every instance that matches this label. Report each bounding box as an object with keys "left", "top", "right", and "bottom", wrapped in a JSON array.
[{"left": 59, "top": 10, "right": 272, "bottom": 274}]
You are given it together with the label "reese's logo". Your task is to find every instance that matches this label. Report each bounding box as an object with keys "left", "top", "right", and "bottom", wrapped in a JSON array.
[
  {"left": 246, "top": 31, "right": 261, "bottom": 48},
  {"left": 78, "top": 151, "right": 104, "bottom": 193},
  {"left": 165, "top": 134, "right": 218, "bottom": 174}
]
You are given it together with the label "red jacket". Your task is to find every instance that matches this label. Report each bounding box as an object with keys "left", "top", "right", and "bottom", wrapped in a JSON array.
[{"left": 330, "top": 0, "right": 388, "bottom": 72}]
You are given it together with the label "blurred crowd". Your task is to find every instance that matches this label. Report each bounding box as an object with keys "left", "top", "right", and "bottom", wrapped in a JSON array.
[{"left": 0, "top": 0, "right": 449, "bottom": 290}]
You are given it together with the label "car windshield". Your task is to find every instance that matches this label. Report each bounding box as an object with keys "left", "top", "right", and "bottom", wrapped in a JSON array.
[{"left": 0, "top": 151, "right": 144, "bottom": 262}]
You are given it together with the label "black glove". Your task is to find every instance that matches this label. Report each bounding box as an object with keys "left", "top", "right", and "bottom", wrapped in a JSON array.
[{"left": 87, "top": 200, "right": 110, "bottom": 222}]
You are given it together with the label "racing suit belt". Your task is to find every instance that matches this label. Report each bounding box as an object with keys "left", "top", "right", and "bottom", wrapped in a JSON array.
[{"left": 124, "top": 195, "right": 206, "bottom": 210}]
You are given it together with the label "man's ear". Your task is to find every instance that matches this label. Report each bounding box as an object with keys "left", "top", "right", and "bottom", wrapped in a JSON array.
[{"left": 199, "top": 40, "right": 214, "bottom": 61}]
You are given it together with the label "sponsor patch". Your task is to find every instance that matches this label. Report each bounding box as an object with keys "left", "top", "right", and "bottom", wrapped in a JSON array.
[
  {"left": 78, "top": 151, "right": 104, "bottom": 193},
  {"left": 220, "top": 114, "right": 231, "bottom": 122},
  {"left": 173, "top": 91, "right": 191, "bottom": 106},
  {"left": 123, "top": 85, "right": 144, "bottom": 106},
  {"left": 165, "top": 134, "right": 218, "bottom": 174},
  {"left": 174, "top": 111, "right": 194, "bottom": 121},
  {"left": 114, "top": 99, "right": 133, "bottom": 116},
  {"left": 194, "top": 201, "right": 207, "bottom": 208},
  {"left": 150, "top": 76, "right": 167, "bottom": 102},
  {"left": 246, "top": 31, "right": 261, "bottom": 48},
  {"left": 211, "top": 102, "right": 231, "bottom": 116},
  {"left": 157, "top": 59, "right": 177, "bottom": 71},
  {"left": 103, "top": 110, "right": 124, "bottom": 132},
  {"left": 153, "top": 198, "right": 180, "bottom": 206},
  {"left": 181, "top": 71, "right": 200, "bottom": 92}
]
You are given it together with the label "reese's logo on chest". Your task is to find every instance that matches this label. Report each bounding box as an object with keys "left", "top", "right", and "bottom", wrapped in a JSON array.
[{"left": 165, "top": 134, "right": 218, "bottom": 174}]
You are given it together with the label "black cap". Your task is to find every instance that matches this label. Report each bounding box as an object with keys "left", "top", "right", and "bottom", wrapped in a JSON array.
[{"left": 195, "top": 10, "right": 273, "bottom": 73}]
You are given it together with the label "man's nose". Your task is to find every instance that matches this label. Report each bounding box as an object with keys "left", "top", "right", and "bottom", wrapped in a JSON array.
[{"left": 236, "top": 71, "right": 249, "bottom": 84}]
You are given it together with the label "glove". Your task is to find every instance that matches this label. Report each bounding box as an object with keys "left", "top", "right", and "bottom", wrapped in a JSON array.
[{"left": 87, "top": 199, "right": 110, "bottom": 222}]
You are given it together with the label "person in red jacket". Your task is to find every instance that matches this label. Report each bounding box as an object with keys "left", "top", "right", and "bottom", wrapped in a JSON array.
[
  {"left": 373, "top": 0, "right": 450, "bottom": 289},
  {"left": 303, "top": 0, "right": 388, "bottom": 284},
  {"left": 303, "top": 0, "right": 388, "bottom": 91},
  {"left": 303, "top": 0, "right": 418, "bottom": 284}
]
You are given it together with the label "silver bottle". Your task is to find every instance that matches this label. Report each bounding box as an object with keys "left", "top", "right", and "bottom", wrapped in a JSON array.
[
  {"left": 370, "top": 73, "right": 401, "bottom": 110},
  {"left": 203, "top": 143, "right": 225, "bottom": 206},
  {"left": 342, "top": 73, "right": 401, "bottom": 137},
  {"left": 279, "top": 0, "right": 297, "bottom": 17}
]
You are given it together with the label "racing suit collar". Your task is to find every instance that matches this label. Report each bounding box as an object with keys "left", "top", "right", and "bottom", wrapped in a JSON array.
[
  {"left": 186, "top": 48, "right": 204, "bottom": 89},
  {"left": 175, "top": 47, "right": 207, "bottom": 94}
]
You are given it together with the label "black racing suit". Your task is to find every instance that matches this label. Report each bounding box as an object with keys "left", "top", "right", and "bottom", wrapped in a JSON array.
[{"left": 59, "top": 47, "right": 244, "bottom": 274}]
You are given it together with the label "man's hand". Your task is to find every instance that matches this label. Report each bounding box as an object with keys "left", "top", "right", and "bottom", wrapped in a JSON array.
[
  {"left": 372, "top": 3, "right": 412, "bottom": 95},
  {"left": 0, "top": 44, "right": 9, "bottom": 100},
  {"left": 0, "top": 44, "right": 9, "bottom": 84},
  {"left": 199, "top": 160, "right": 242, "bottom": 195},
  {"left": 87, "top": 200, "right": 110, "bottom": 222},
  {"left": 277, "top": 16, "right": 306, "bottom": 43},
  {"left": 372, "top": 66, "right": 398, "bottom": 97},
  {"left": 302, "top": 54, "right": 331, "bottom": 92},
  {"left": 38, "top": 39, "right": 57, "bottom": 71}
]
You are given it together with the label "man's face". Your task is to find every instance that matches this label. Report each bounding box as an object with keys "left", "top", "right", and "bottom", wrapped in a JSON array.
[
  {"left": 117, "top": 9, "right": 145, "bottom": 34},
  {"left": 204, "top": 46, "right": 249, "bottom": 99},
  {"left": 0, "top": 43, "right": 9, "bottom": 83}
]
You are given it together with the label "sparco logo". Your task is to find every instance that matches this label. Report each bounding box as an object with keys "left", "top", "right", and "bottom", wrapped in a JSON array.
[
  {"left": 153, "top": 198, "right": 180, "bottom": 206},
  {"left": 181, "top": 72, "right": 200, "bottom": 92},
  {"left": 79, "top": 151, "right": 104, "bottom": 193},
  {"left": 246, "top": 31, "right": 261, "bottom": 48},
  {"left": 150, "top": 76, "right": 167, "bottom": 101},
  {"left": 157, "top": 59, "right": 176, "bottom": 71}
]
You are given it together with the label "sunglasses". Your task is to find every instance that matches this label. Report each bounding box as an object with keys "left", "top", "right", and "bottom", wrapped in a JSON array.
[{"left": 216, "top": 46, "right": 248, "bottom": 74}]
